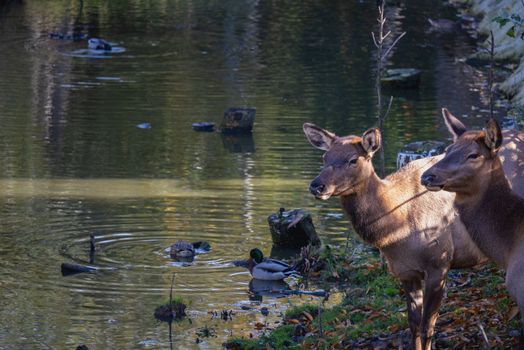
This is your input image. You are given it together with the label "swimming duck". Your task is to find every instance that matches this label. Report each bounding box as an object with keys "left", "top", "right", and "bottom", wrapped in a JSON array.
[
  {"left": 169, "top": 240, "right": 211, "bottom": 262},
  {"left": 170, "top": 241, "right": 196, "bottom": 262},
  {"left": 88, "top": 38, "right": 112, "bottom": 51},
  {"left": 248, "top": 248, "right": 298, "bottom": 281}
]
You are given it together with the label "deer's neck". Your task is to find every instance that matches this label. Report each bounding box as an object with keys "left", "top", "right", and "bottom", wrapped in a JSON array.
[
  {"left": 341, "top": 172, "right": 405, "bottom": 248},
  {"left": 455, "top": 158, "right": 523, "bottom": 268}
]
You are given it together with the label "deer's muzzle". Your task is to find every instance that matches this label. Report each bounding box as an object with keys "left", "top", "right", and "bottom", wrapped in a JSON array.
[{"left": 421, "top": 171, "right": 445, "bottom": 191}]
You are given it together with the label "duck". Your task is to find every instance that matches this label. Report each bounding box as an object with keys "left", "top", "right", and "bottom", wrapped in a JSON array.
[
  {"left": 88, "top": 38, "right": 112, "bottom": 51},
  {"left": 247, "top": 248, "right": 298, "bottom": 281},
  {"left": 169, "top": 240, "right": 211, "bottom": 262},
  {"left": 170, "top": 241, "right": 196, "bottom": 262}
]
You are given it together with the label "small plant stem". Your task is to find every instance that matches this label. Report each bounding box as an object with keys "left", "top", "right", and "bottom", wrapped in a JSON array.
[
  {"left": 477, "top": 322, "right": 489, "bottom": 348},
  {"left": 170, "top": 273, "right": 175, "bottom": 313},
  {"left": 489, "top": 30, "right": 495, "bottom": 120},
  {"left": 372, "top": 2, "right": 405, "bottom": 177}
]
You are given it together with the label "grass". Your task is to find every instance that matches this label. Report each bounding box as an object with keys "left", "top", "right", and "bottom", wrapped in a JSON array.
[{"left": 225, "top": 246, "right": 521, "bottom": 349}]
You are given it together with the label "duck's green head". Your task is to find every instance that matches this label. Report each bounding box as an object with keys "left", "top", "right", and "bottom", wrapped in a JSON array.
[{"left": 249, "top": 248, "right": 264, "bottom": 263}]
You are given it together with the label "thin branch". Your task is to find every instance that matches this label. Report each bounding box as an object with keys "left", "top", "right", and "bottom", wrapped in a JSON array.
[
  {"left": 372, "top": 2, "right": 404, "bottom": 178},
  {"left": 488, "top": 30, "right": 495, "bottom": 120},
  {"left": 382, "top": 31, "right": 406, "bottom": 61},
  {"left": 383, "top": 96, "right": 394, "bottom": 121}
]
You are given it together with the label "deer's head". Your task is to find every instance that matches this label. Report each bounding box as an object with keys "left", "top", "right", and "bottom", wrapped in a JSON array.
[
  {"left": 303, "top": 123, "right": 381, "bottom": 200},
  {"left": 421, "top": 109, "right": 503, "bottom": 195}
]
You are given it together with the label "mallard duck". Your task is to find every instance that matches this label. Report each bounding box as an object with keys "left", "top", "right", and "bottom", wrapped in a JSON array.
[
  {"left": 88, "top": 38, "right": 112, "bottom": 51},
  {"left": 170, "top": 241, "right": 196, "bottom": 262},
  {"left": 169, "top": 240, "right": 211, "bottom": 262},
  {"left": 248, "top": 248, "right": 298, "bottom": 281}
]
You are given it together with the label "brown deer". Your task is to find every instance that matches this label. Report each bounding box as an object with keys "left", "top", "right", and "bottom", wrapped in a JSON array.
[
  {"left": 421, "top": 114, "right": 524, "bottom": 349},
  {"left": 304, "top": 113, "right": 523, "bottom": 350}
]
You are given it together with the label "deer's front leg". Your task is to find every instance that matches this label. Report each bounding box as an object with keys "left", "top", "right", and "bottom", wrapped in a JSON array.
[
  {"left": 402, "top": 278, "right": 424, "bottom": 350},
  {"left": 421, "top": 269, "right": 447, "bottom": 350}
]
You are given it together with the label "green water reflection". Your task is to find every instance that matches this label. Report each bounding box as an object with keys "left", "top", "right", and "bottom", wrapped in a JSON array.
[{"left": 0, "top": 0, "right": 493, "bottom": 348}]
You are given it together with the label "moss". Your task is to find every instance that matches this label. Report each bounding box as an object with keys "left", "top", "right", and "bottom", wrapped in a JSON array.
[{"left": 284, "top": 304, "right": 319, "bottom": 320}]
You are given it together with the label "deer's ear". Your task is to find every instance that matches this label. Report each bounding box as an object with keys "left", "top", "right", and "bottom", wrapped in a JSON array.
[
  {"left": 362, "top": 128, "right": 381, "bottom": 156},
  {"left": 484, "top": 119, "right": 502, "bottom": 154},
  {"left": 442, "top": 108, "right": 466, "bottom": 141},
  {"left": 303, "top": 123, "right": 336, "bottom": 151}
]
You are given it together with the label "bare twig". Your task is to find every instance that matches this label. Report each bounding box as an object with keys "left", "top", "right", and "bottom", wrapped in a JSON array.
[
  {"left": 372, "top": 2, "right": 405, "bottom": 177},
  {"left": 169, "top": 273, "right": 176, "bottom": 311},
  {"left": 384, "top": 96, "right": 394, "bottom": 121},
  {"left": 169, "top": 273, "right": 176, "bottom": 350},
  {"left": 488, "top": 30, "right": 495, "bottom": 120},
  {"left": 383, "top": 32, "right": 406, "bottom": 62},
  {"left": 477, "top": 322, "right": 490, "bottom": 348}
]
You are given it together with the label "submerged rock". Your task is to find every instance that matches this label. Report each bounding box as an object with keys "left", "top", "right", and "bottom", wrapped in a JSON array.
[
  {"left": 192, "top": 122, "right": 215, "bottom": 132},
  {"left": 88, "top": 38, "right": 112, "bottom": 51},
  {"left": 381, "top": 68, "right": 422, "bottom": 89},
  {"left": 61, "top": 263, "right": 97, "bottom": 276}
]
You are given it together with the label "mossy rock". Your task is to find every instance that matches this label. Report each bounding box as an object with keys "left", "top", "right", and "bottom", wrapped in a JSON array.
[{"left": 153, "top": 298, "right": 187, "bottom": 322}]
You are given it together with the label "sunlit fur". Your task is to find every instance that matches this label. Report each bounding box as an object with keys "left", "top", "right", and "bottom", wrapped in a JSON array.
[
  {"left": 421, "top": 118, "right": 524, "bottom": 349},
  {"left": 304, "top": 123, "right": 487, "bottom": 350}
]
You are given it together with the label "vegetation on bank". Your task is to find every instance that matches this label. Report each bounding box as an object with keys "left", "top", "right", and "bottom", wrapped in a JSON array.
[
  {"left": 469, "top": 0, "right": 524, "bottom": 105},
  {"left": 224, "top": 245, "right": 520, "bottom": 350}
]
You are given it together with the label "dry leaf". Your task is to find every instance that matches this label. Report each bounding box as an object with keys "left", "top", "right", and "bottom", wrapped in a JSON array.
[
  {"left": 302, "top": 311, "right": 314, "bottom": 322},
  {"left": 507, "top": 305, "right": 519, "bottom": 321}
]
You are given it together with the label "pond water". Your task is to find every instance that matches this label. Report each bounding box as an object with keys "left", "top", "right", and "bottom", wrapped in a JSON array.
[{"left": 0, "top": 0, "right": 499, "bottom": 349}]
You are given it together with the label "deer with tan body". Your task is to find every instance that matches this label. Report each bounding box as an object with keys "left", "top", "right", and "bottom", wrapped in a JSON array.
[
  {"left": 421, "top": 112, "right": 524, "bottom": 349},
  {"left": 304, "top": 112, "right": 523, "bottom": 350}
]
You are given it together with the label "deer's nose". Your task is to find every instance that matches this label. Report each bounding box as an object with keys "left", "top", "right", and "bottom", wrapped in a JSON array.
[
  {"left": 421, "top": 173, "right": 436, "bottom": 186},
  {"left": 309, "top": 179, "right": 326, "bottom": 196}
]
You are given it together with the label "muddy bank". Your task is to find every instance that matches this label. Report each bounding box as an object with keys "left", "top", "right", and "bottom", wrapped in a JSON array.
[{"left": 468, "top": 0, "right": 524, "bottom": 105}]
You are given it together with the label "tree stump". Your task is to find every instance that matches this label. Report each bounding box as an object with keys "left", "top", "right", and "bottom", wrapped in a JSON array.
[
  {"left": 396, "top": 140, "right": 446, "bottom": 169},
  {"left": 219, "top": 108, "right": 256, "bottom": 134},
  {"left": 267, "top": 208, "right": 320, "bottom": 249}
]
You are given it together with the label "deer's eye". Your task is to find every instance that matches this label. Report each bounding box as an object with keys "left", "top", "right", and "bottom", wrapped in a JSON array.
[
  {"left": 467, "top": 153, "right": 479, "bottom": 160},
  {"left": 348, "top": 158, "right": 358, "bottom": 165}
]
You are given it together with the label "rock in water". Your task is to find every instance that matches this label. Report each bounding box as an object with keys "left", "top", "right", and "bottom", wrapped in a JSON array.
[
  {"left": 219, "top": 108, "right": 256, "bottom": 134},
  {"left": 396, "top": 140, "right": 446, "bottom": 169},
  {"left": 381, "top": 68, "right": 421, "bottom": 89},
  {"left": 267, "top": 208, "right": 320, "bottom": 248}
]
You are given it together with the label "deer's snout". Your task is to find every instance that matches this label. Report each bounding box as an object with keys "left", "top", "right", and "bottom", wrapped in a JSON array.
[
  {"left": 421, "top": 170, "right": 444, "bottom": 191},
  {"left": 309, "top": 179, "right": 327, "bottom": 198},
  {"left": 421, "top": 173, "right": 436, "bottom": 187}
]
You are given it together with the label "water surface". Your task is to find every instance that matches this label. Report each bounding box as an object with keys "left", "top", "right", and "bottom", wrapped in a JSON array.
[{"left": 0, "top": 0, "right": 496, "bottom": 349}]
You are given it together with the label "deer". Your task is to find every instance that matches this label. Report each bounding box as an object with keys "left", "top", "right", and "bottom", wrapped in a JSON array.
[
  {"left": 303, "top": 112, "right": 523, "bottom": 350},
  {"left": 421, "top": 113, "right": 524, "bottom": 349}
]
